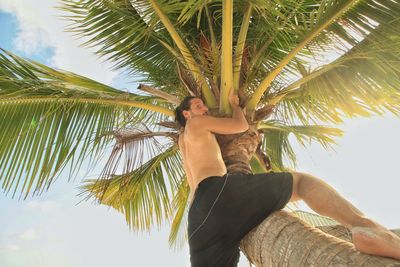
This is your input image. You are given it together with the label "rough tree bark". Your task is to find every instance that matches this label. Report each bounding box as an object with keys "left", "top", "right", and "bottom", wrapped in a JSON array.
[{"left": 240, "top": 211, "right": 400, "bottom": 266}]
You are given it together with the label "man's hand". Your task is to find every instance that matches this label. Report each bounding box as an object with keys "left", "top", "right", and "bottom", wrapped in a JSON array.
[
  {"left": 228, "top": 88, "right": 240, "bottom": 107},
  {"left": 191, "top": 87, "right": 249, "bottom": 134}
]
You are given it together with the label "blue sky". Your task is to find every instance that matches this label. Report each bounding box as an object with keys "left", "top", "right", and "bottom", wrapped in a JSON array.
[
  {"left": 0, "top": 12, "right": 54, "bottom": 64},
  {"left": 0, "top": 1, "right": 399, "bottom": 267},
  {"left": 0, "top": 12, "right": 18, "bottom": 49}
]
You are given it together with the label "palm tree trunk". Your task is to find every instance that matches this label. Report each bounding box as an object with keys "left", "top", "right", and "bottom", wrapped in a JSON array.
[
  {"left": 240, "top": 211, "right": 400, "bottom": 266},
  {"left": 216, "top": 124, "right": 260, "bottom": 174}
]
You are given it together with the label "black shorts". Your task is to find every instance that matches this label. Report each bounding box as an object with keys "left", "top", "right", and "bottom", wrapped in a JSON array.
[{"left": 188, "top": 172, "right": 293, "bottom": 267}]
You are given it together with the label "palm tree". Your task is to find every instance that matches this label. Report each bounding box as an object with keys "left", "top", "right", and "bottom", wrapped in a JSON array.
[{"left": 1, "top": 0, "right": 400, "bottom": 265}]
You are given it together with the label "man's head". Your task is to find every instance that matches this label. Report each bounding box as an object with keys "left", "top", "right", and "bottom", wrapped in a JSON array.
[{"left": 175, "top": 97, "right": 208, "bottom": 127}]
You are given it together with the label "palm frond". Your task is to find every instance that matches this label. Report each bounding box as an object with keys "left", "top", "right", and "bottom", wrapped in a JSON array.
[
  {"left": 0, "top": 100, "right": 121, "bottom": 199},
  {"left": 246, "top": 0, "right": 359, "bottom": 110},
  {"left": 259, "top": 121, "right": 343, "bottom": 170},
  {"left": 0, "top": 49, "right": 174, "bottom": 198},
  {"left": 250, "top": 156, "right": 268, "bottom": 174},
  {"left": 0, "top": 48, "right": 122, "bottom": 97},
  {"left": 148, "top": 0, "right": 217, "bottom": 107},
  {"left": 293, "top": 210, "right": 338, "bottom": 227},
  {"left": 259, "top": 121, "right": 343, "bottom": 149},
  {"left": 0, "top": 49, "right": 173, "bottom": 115},
  {"left": 260, "top": 127, "right": 295, "bottom": 171},
  {"left": 137, "top": 84, "right": 180, "bottom": 105},
  {"left": 233, "top": 3, "right": 252, "bottom": 92},
  {"left": 310, "top": 0, "right": 400, "bottom": 53},
  {"left": 168, "top": 177, "right": 190, "bottom": 249},
  {"left": 59, "top": 0, "right": 188, "bottom": 97},
  {"left": 81, "top": 144, "right": 184, "bottom": 231},
  {"left": 219, "top": 0, "right": 234, "bottom": 113},
  {"left": 100, "top": 125, "right": 177, "bottom": 179},
  {"left": 276, "top": 17, "right": 400, "bottom": 124}
]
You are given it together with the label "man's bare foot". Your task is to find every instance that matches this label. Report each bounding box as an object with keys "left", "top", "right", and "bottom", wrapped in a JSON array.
[{"left": 352, "top": 226, "right": 400, "bottom": 260}]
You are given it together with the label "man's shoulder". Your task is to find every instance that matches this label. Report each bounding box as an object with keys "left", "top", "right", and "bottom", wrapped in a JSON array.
[
  {"left": 189, "top": 115, "right": 216, "bottom": 126},
  {"left": 186, "top": 117, "right": 213, "bottom": 136}
]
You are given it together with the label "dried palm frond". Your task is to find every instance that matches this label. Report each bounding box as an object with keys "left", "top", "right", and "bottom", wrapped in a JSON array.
[{"left": 99, "top": 124, "right": 175, "bottom": 180}]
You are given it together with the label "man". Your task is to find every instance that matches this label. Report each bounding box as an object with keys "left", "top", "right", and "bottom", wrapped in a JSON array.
[{"left": 175, "top": 90, "right": 400, "bottom": 266}]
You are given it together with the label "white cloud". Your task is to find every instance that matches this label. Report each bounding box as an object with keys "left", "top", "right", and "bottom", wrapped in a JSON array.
[
  {"left": 27, "top": 200, "right": 58, "bottom": 213},
  {"left": 0, "top": 0, "right": 118, "bottom": 85},
  {"left": 4, "top": 244, "right": 19, "bottom": 251},
  {"left": 19, "top": 229, "right": 37, "bottom": 241},
  {"left": 14, "top": 22, "right": 51, "bottom": 55}
]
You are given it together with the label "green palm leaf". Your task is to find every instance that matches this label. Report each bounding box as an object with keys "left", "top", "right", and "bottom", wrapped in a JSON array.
[
  {"left": 259, "top": 121, "right": 343, "bottom": 170},
  {"left": 244, "top": 0, "right": 400, "bottom": 116},
  {"left": 60, "top": 0, "right": 196, "bottom": 99},
  {"left": 168, "top": 177, "right": 190, "bottom": 249},
  {"left": 0, "top": 49, "right": 173, "bottom": 198},
  {"left": 0, "top": 100, "right": 120, "bottom": 198},
  {"left": 274, "top": 4, "right": 400, "bottom": 123},
  {"left": 81, "top": 144, "right": 184, "bottom": 231}
]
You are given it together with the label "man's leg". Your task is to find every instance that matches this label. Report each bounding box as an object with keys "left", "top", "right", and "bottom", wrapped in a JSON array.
[{"left": 289, "top": 172, "right": 400, "bottom": 260}]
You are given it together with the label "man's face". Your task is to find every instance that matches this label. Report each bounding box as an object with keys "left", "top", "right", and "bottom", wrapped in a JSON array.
[
  {"left": 183, "top": 98, "right": 208, "bottom": 120},
  {"left": 189, "top": 98, "right": 208, "bottom": 115}
]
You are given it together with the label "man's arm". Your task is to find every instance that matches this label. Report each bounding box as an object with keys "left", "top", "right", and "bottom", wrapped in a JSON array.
[{"left": 191, "top": 89, "right": 249, "bottom": 134}]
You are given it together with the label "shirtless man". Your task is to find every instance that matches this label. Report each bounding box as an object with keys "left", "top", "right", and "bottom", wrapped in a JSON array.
[{"left": 175, "top": 90, "right": 400, "bottom": 266}]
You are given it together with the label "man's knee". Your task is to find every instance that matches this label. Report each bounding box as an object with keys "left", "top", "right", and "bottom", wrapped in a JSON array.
[
  {"left": 289, "top": 172, "right": 317, "bottom": 202},
  {"left": 289, "top": 172, "right": 302, "bottom": 202}
]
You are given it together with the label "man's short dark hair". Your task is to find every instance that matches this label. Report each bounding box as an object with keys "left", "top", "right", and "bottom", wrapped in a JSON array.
[{"left": 175, "top": 96, "right": 197, "bottom": 127}]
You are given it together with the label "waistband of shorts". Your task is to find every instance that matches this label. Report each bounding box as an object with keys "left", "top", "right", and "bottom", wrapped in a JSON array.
[
  {"left": 197, "top": 174, "right": 227, "bottom": 187},
  {"left": 189, "top": 174, "right": 228, "bottom": 212}
]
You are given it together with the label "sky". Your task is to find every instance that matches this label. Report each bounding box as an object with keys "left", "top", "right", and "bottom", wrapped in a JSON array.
[{"left": 0, "top": 1, "right": 399, "bottom": 267}]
